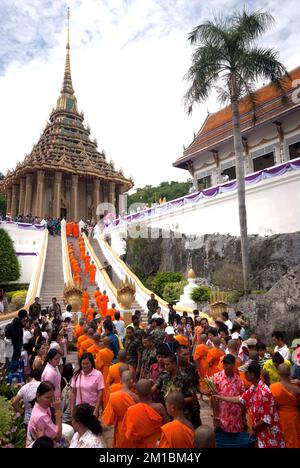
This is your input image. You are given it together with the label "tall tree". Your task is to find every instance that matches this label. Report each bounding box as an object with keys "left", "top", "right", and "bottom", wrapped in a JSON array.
[
  {"left": 0, "top": 228, "right": 21, "bottom": 283},
  {"left": 184, "top": 9, "right": 288, "bottom": 292}
]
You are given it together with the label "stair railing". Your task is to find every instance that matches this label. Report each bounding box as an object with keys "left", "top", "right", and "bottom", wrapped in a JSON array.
[{"left": 61, "top": 219, "right": 73, "bottom": 285}]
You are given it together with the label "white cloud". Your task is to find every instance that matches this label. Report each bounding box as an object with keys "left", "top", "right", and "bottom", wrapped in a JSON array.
[{"left": 0, "top": 0, "right": 299, "bottom": 187}]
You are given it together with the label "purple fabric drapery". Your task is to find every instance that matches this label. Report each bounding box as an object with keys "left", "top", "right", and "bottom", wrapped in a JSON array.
[
  {"left": 16, "top": 252, "right": 38, "bottom": 256},
  {"left": 105, "top": 157, "right": 300, "bottom": 229},
  {"left": 0, "top": 221, "right": 45, "bottom": 230}
]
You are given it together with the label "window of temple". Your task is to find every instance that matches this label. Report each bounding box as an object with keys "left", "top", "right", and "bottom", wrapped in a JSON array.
[
  {"left": 289, "top": 141, "right": 300, "bottom": 160},
  {"left": 197, "top": 174, "right": 212, "bottom": 191},
  {"left": 253, "top": 151, "right": 275, "bottom": 172},
  {"left": 220, "top": 160, "right": 236, "bottom": 181}
]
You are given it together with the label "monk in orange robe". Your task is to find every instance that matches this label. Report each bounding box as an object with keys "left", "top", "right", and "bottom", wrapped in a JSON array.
[
  {"left": 122, "top": 379, "right": 167, "bottom": 448},
  {"left": 78, "top": 329, "right": 95, "bottom": 358},
  {"left": 159, "top": 391, "right": 194, "bottom": 448},
  {"left": 100, "top": 291, "right": 109, "bottom": 317},
  {"left": 66, "top": 221, "right": 73, "bottom": 237},
  {"left": 86, "top": 305, "right": 96, "bottom": 323},
  {"left": 96, "top": 294, "right": 103, "bottom": 314},
  {"left": 79, "top": 246, "right": 85, "bottom": 261},
  {"left": 106, "top": 304, "right": 117, "bottom": 320},
  {"left": 87, "top": 334, "right": 103, "bottom": 359},
  {"left": 193, "top": 334, "right": 209, "bottom": 379},
  {"left": 95, "top": 337, "right": 114, "bottom": 406},
  {"left": 93, "top": 287, "right": 101, "bottom": 300},
  {"left": 72, "top": 222, "right": 79, "bottom": 238},
  {"left": 76, "top": 329, "right": 89, "bottom": 351},
  {"left": 270, "top": 364, "right": 300, "bottom": 448},
  {"left": 84, "top": 253, "right": 91, "bottom": 273},
  {"left": 81, "top": 288, "right": 89, "bottom": 315},
  {"left": 110, "top": 382, "right": 122, "bottom": 393},
  {"left": 89, "top": 261, "right": 97, "bottom": 286},
  {"left": 175, "top": 325, "right": 189, "bottom": 348},
  {"left": 74, "top": 320, "right": 85, "bottom": 341},
  {"left": 107, "top": 350, "right": 135, "bottom": 387},
  {"left": 102, "top": 369, "right": 139, "bottom": 448},
  {"left": 206, "top": 337, "right": 225, "bottom": 377}
]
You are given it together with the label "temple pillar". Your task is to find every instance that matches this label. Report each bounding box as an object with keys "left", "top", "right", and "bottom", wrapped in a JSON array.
[
  {"left": 118, "top": 186, "right": 127, "bottom": 216},
  {"left": 35, "top": 171, "right": 45, "bottom": 218},
  {"left": 71, "top": 174, "right": 78, "bottom": 220},
  {"left": 24, "top": 173, "right": 33, "bottom": 215},
  {"left": 53, "top": 172, "right": 62, "bottom": 218},
  {"left": 93, "top": 179, "right": 100, "bottom": 221},
  {"left": 19, "top": 177, "right": 26, "bottom": 216},
  {"left": 109, "top": 181, "right": 116, "bottom": 211},
  {"left": 6, "top": 188, "right": 12, "bottom": 215},
  {"left": 11, "top": 184, "right": 19, "bottom": 217}
]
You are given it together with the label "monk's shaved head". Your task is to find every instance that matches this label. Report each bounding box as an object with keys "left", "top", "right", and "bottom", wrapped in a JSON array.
[
  {"left": 121, "top": 370, "right": 134, "bottom": 385},
  {"left": 227, "top": 339, "right": 238, "bottom": 352},
  {"left": 93, "top": 333, "right": 101, "bottom": 343},
  {"left": 278, "top": 363, "right": 291, "bottom": 377},
  {"left": 200, "top": 334, "right": 207, "bottom": 343},
  {"left": 213, "top": 336, "right": 221, "bottom": 347},
  {"left": 118, "top": 350, "right": 127, "bottom": 362},
  {"left": 136, "top": 379, "right": 152, "bottom": 398},
  {"left": 165, "top": 391, "right": 184, "bottom": 410},
  {"left": 119, "top": 364, "right": 130, "bottom": 376},
  {"left": 194, "top": 425, "right": 216, "bottom": 449},
  {"left": 102, "top": 336, "right": 111, "bottom": 347}
]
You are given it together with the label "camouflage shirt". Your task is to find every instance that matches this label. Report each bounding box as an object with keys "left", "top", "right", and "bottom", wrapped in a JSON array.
[
  {"left": 140, "top": 346, "right": 157, "bottom": 379},
  {"left": 155, "top": 370, "right": 201, "bottom": 428},
  {"left": 133, "top": 327, "right": 146, "bottom": 345},
  {"left": 124, "top": 337, "right": 142, "bottom": 369},
  {"left": 179, "top": 363, "right": 200, "bottom": 391},
  {"left": 150, "top": 328, "right": 165, "bottom": 348}
]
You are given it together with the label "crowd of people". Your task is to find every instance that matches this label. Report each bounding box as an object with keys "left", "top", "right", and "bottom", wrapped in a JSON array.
[{"left": 1, "top": 286, "right": 300, "bottom": 449}]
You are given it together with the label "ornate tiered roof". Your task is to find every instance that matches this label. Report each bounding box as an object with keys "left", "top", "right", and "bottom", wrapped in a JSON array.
[
  {"left": 174, "top": 67, "right": 300, "bottom": 168},
  {"left": 1, "top": 11, "right": 133, "bottom": 191}
]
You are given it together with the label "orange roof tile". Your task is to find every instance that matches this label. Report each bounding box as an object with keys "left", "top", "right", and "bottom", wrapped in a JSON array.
[{"left": 175, "top": 67, "right": 300, "bottom": 168}]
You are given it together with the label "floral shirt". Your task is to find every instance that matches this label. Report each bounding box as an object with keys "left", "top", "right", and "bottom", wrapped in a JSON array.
[
  {"left": 69, "top": 430, "right": 106, "bottom": 448},
  {"left": 240, "top": 380, "right": 285, "bottom": 448},
  {"left": 214, "top": 370, "right": 245, "bottom": 433}
]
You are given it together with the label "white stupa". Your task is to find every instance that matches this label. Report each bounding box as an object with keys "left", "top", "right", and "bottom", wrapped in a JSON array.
[{"left": 177, "top": 268, "right": 198, "bottom": 309}]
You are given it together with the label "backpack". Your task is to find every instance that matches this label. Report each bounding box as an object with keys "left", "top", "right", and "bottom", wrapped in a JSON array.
[
  {"left": 61, "top": 378, "right": 72, "bottom": 424},
  {"left": 5, "top": 322, "right": 13, "bottom": 340}
]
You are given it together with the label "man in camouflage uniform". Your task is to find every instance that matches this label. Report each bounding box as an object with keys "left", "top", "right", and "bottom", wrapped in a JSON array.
[
  {"left": 177, "top": 344, "right": 200, "bottom": 389},
  {"left": 132, "top": 316, "right": 146, "bottom": 345},
  {"left": 150, "top": 318, "right": 166, "bottom": 348},
  {"left": 153, "top": 353, "right": 201, "bottom": 428},
  {"left": 140, "top": 334, "right": 157, "bottom": 379},
  {"left": 124, "top": 326, "right": 142, "bottom": 372}
]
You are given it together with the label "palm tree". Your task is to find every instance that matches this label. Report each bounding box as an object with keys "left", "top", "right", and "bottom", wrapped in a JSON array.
[{"left": 184, "top": 9, "right": 289, "bottom": 292}]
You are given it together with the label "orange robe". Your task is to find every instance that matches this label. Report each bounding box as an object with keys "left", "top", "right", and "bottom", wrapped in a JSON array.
[
  {"left": 100, "top": 295, "right": 109, "bottom": 316},
  {"left": 79, "top": 248, "right": 85, "bottom": 261},
  {"left": 72, "top": 223, "right": 79, "bottom": 238},
  {"left": 95, "top": 347, "right": 114, "bottom": 407},
  {"left": 193, "top": 343, "right": 209, "bottom": 379},
  {"left": 123, "top": 403, "right": 163, "bottom": 448},
  {"left": 158, "top": 420, "right": 194, "bottom": 448},
  {"left": 96, "top": 294, "right": 103, "bottom": 313},
  {"left": 81, "top": 291, "right": 89, "bottom": 314},
  {"left": 270, "top": 382, "right": 300, "bottom": 448},
  {"left": 89, "top": 264, "right": 97, "bottom": 286},
  {"left": 206, "top": 348, "right": 225, "bottom": 377},
  {"left": 102, "top": 391, "right": 136, "bottom": 448},
  {"left": 84, "top": 255, "right": 91, "bottom": 273},
  {"left": 106, "top": 307, "right": 116, "bottom": 320},
  {"left": 66, "top": 222, "right": 73, "bottom": 236},
  {"left": 94, "top": 290, "right": 101, "bottom": 300},
  {"left": 87, "top": 343, "right": 102, "bottom": 360},
  {"left": 74, "top": 324, "right": 85, "bottom": 341},
  {"left": 218, "top": 354, "right": 242, "bottom": 372},
  {"left": 76, "top": 333, "right": 88, "bottom": 351},
  {"left": 78, "top": 337, "right": 94, "bottom": 358},
  {"left": 86, "top": 307, "right": 95, "bottom": 322},
  {"left": 106, "top": 362, "right": 135, "bottom": 387},
  {"left": 175, "top": 334, "right": 189, "bottom": 348},
  {"left": 110, "top": 382, "right": 122, "bottom": 393}
]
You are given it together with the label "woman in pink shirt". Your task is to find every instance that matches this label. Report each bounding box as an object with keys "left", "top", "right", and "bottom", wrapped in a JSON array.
[
  {"left": 41, "top": 349, "right": 61, "bottom": 399},
  {"left": 70, "top": 353, "right": 104, "bottom": 419},
  {"left": 26, "top": 381, "right": 62, "bottom": 447}
]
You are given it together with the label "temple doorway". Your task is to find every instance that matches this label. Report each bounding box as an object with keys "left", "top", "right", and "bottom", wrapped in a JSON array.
[{"left": 60, "top": 208, "right": 67, "bottom": 219}]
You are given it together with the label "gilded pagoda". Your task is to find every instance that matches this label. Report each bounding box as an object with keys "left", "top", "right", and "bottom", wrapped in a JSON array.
[{"left": 0, "top": 11, "right": 132, "bottom": 221}]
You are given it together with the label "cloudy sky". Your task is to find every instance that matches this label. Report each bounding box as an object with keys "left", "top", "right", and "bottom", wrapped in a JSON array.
[{"left": 0, "top": 0, "right": 299, "bottom": 188}]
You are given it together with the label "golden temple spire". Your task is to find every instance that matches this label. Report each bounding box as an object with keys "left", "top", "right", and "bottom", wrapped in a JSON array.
[{"left": 60, "top": 6, "right": 74, "bottom": 96}]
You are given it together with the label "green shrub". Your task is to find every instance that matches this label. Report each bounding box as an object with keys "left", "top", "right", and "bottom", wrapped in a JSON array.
[
  {"left": 0, "top": 229, "right": 21, "bottom": 283},
  {"left": 6, "top": 289, "right": 28, "bottom": 303},
  {"left": 190, "top": 285, "right": 212, "bottom": 303},
  {"left": 0, "top": 283, "right": 29, "bottom": 293},
  {"left": 162, "top": 280, "right": 188, "bottom": 303},
  {"left": 251, "top": 289, "right": 267, "bottom": 295},
  {"left": 151, "top": 272, "right": 185, "bottom": 297},
  {"left": 8, "top": 290, "right": 27, "bottom": 312},
  {"left": 226, "top": 291, "right": 243, "bottom": 303}
]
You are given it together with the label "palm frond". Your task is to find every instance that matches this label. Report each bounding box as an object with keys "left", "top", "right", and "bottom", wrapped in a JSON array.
[
  {"left": 188, "top": 20, "right": 228, "bottom": 47},
  {"left": 232, "top": 8, "right": 275, "bottom": 46}
]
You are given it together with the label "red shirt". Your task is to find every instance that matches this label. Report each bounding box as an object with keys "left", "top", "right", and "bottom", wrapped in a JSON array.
[{"left": 214, "top": 370, "right": 245, "bottom": 433}]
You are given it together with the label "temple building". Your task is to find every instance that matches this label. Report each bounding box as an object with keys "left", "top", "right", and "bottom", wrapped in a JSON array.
[
  {"left": 0, "top": 15, "right": 132, "bottom": 221},
  {"left": 174, "top": 67, "right": 300, "bottom": 190}
]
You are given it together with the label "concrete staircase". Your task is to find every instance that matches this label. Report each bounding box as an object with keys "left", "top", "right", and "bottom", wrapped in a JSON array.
[
  {"left": 40, "top": 236, "right": 65, "bottom": 310},
  {"left": 90, "top": 238, "right": 148, "bottom": 324},
  {"left": 70, "top": 239, "right": 96, "bottom": 307}
]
